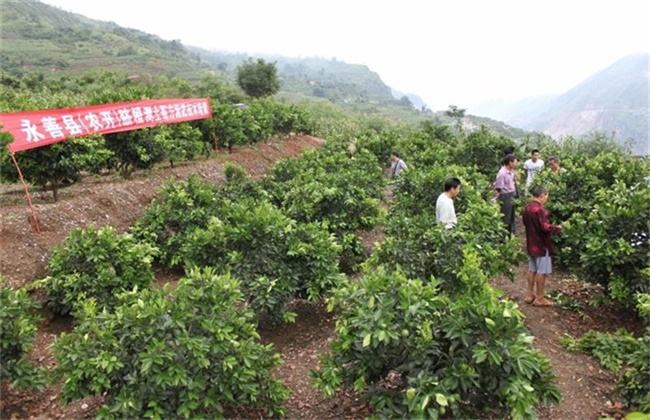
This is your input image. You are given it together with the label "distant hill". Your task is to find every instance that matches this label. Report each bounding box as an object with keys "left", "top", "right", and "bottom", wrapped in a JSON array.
[
  {"left": 472, "top": 54, "right": 650, "bottom": 155},
  {"left": 390, "top": 88, "right": 428, "bottom": 111},
  {"left": 1, "top": 0, "right": 528, "bottom": 138},
  {"left": 531, "top": 54, "right": 649, "bottom": 154},
  {"left": 470, "top": 95, "right": 558, "bottom": 128},
  {"left": 0, "top": 0, "right": 211, "bottom": 79},
  {"left": 190, "top": 49, "right": 403, "bottom": 105}
]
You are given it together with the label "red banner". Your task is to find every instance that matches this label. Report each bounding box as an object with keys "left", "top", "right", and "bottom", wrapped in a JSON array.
[{"left": 0, "top": 98, "right": 212, "bottom": 153}]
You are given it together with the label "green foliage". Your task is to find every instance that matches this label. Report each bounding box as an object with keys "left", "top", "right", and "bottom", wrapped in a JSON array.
[
  {"left": 1, "top": 70, "right": 314, "bottom": 197},
  {"left": 236, "top": 58, "right": 280, "bottom": 98},
  {"left": 391, "top": 165, "right": 490, "bottom": 216},
  {"left": 209, "top": 99, "right": 314, "bottom": 151},
  {"left": 175, "top": 200, "right": 342, "bottom": 321},
  {"left": 531, "top": 149, "right": 650, "bottom": 312},
  {"left": 315, "top": 253, "right": 560, "bottom": 419},
  {"left": 131, "top": 176, "right": 221, "bottom": 266},
  {"left": 44, "top": 226, "right": 156, "bottom": 316},
  {"left": 560, "top": 182, "right": 649, "bottom": 308},
  {"left": 264, "top": 147, "right": 384, "bottom": 270},
  {"left": 619, "top": 336, "right": 650, "bottom": 413},
  {"left": 0, "top": 132, "right": 113, "bottom": 201},
  {"left": 54, "top": 268, "right": 288, "bottom": 418},
  {"left": 562, "top": 329, "right": 641, "bottom": 371},
  {"left": 563, "top": 330, "right": 650, "bottom": 412},
  {"left": 536, "top": 152, "right": 646, "bottom": 224},
  {"left": 637, "top": 292, "right": 650, "bottom": 323},
  {"left": 371, "top": 209, "right": 521, "bottom": 293},
  {"left": 133, "top": 174, "right": 341, "bottom": 320},
  {"left": 456, "top": 126, "right": 519, "bottom": 177},
  {"left": 105, "top": 128, "right": 166, "bottom": 178},
  {"left": 154, "top": 123, "right": 203, "bottom": 168},
  {"left": 372, "top": 164, "right": 522, "bottom": 290},
  {"left": 0, "top": 282, "right": 44, "bottom": 389}
]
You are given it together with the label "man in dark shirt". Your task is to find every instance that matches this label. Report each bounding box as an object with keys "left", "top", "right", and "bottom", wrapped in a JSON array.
[{"left": 522, "top": 185, "right": 562, "bottom": 306}]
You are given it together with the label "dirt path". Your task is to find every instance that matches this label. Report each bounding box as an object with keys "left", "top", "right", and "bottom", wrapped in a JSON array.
[
  {"left": 492, "top": 259, "right": 639, "bottom": 419},
  {"left": 260, "top": 300, "right": 370, "bottom": 419},
  {"left": 0, "top": 135, "right": 323, "bottom": 288}
]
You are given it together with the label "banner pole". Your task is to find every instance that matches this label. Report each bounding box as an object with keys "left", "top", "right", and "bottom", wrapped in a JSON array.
[{"left": 9, "top": 151, "right": 41, "bottom": 233}]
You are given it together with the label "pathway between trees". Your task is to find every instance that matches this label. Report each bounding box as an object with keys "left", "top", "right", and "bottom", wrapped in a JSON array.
[{"left": 492, "top": 226, "right": 636, "bottom": 419}]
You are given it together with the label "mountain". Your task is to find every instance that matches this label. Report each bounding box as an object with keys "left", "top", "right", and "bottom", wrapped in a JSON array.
[
  {"left": 530, "top": 54, "right": 649, "bottom": 154},
  {"left": 0, "top": 0, "right": 211, "bottom": 79},
  {"left": 470, "top": 95, "right": 557, "bottom": 128},
  {"left": 1, "top": 0, "right": 528, "bottom": 138},
  {"left": 390, "top": 88, "right": 428, "bottom": 111},
  {"left": 472, "top": 54, "right": 650, "bottom": 154}
]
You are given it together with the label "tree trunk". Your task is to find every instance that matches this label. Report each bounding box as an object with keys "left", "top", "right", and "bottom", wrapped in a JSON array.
[{"left": 51, "top": 178, "right": 59, "bottom": 202}]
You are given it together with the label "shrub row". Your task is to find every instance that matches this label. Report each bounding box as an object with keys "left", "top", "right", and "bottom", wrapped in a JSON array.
[
  {"left": 0, "top": 71, "right": 314, "bottom": 200},
  {"left": 314, "top": 129, "right": 558, "bottom": 419}
]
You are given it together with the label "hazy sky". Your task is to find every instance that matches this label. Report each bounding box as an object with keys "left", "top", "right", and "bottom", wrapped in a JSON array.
[{"left": 43, "top": 0, "right": 649, "bottom": 111}]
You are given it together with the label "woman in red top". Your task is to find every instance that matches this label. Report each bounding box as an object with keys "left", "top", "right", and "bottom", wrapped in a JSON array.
[{"left": 522, "top": 185, "right": 562, "bottom": 306}]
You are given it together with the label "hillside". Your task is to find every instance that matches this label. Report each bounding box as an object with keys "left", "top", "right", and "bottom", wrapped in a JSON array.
[
  {"left": 0, "top": 0, "right": 211, "bottom": 79},
  {"left": 531, "top": 54, "right": 649, "bottom": 154},
  {"left": 472, "top": 54, "right": 650, "bottom": 154},
  {"left": 391, "top": 88, "right": 427, "bottom": 110},
  {"left": 0, "top": 0, "right": 528, "bottom": 138}
]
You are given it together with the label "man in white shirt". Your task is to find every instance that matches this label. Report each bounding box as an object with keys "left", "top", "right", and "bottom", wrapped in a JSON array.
[
  {"left": 436, "top": 177, "right": 461, "bottom": 229},
  {"left": 523, "top": 149, "right": 544, "bottom": 187}
]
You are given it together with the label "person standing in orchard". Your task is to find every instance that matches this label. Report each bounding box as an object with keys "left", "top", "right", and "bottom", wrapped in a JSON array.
[
  {"left": 494, "top": 154, "right": 519, "bottom": 234},
  {"left": 436, "top": 177, "right": 461, "bottom": 229},
  {"left": 522, "top": 185, "right": 562, "bottom": 306},
  {"left": 389, "top": 151, "right": 407, "bottom": 178},
  {"left": 547, "top": 156, "right": 566, "bottom": 173},
  {"left": 523, "top": 149, "right": 544, "bottom": 188}
]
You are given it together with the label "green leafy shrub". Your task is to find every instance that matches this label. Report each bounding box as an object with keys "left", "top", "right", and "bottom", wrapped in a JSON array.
[
  {"left": 221, "top": 163, "right": 269, "bottom": 203},
  {"left": 175, "top": 200, "right": 342, "bottom": 321},
  {"left": 536, "top": 152, "right": 647, "bottom": 225},
  {"left": 105, "top": 128, "right": 166, "bottom": 178},
  {"left": 563, "top": 330, "right": 650, "bottom": 412},
  {"left": 619, "top": 336, "right": 650, "bottom": 413},
  {"left": 394, "top": 128, "right": 454, "bottom": 170},
  {"left": 455, "top": 126, "right": 519, "bottom": 177},
  {"left": 315, "top": 253, "right": 559, "bottom": 419},
  {"left": 44, "top": 226, "right": 156, "bottom": 315},
  {"left": 562, "top": 329, "right": 642, "bottom": 371},
  {"left": 133, "top": 174, "right": 270, "bottom": 268},
  {"left": 265, "top": 149, "right": 384, "bottom": 231},
  {"left": 637, "top": 292, "right": 650, "bottom": 323},
  {"left": 211, "top": 102, "right": 248, "bottom": 151},
  {"left": 264, "top": 148, "right": 384, "bottom": 271},
  {"left": 132, "top": 176, "right": 221, "bottom": 266},
  {"left": 154, "top": 123, "right": 204, "bottom": 168},
  {"left": 0, "top": 133, "right": 113, "bottom": 201},
  {"left": 561, "top": 181, "right": 649, "bottom": 308},
  {"left": 372, "top": 197, "right": 521, "bottom": 291},
  {"left": 0, "top": 282, "right": 44, "bottom": 389},
  {"left": 391, "top": 165, "right": 490, "bottom": 216},
  {"left": 55, "top": 268, "right": 288, "bottom": 418}
]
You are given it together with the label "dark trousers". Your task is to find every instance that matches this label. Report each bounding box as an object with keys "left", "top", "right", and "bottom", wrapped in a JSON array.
[{"left": 498, "top": 192, "right": 516, "bottom": 234}]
